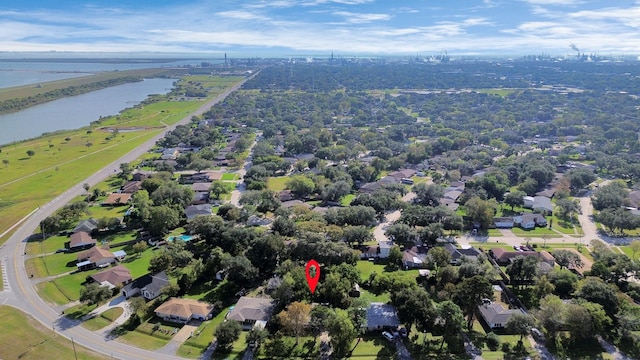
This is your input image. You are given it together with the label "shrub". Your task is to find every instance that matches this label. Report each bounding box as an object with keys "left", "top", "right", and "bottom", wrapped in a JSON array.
[{"left": 486, "top": 332, "right": 501, "bottom": 351}]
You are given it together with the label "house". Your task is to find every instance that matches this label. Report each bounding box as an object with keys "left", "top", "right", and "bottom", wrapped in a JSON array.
[
  {"left": 443, "top": 243, "right": 482, "bottom": 265},
  {"left": 403, "top": 247, "right": 427, "bottom": 269},
  {"left": 102, "top": 193, "right": 132, "bottom": 206},
  {"left": 281, "top": 200, "right": 312, "bottom": 209},
  {"left": 121, "top": 181, "right": 143, "bottom": 194},
  {"left": 493, "top": 217, "right": 514, "bottom": 229},
  {"left": 378, "top": 241, "right": 393, "bottom": 259},
  {"left": 77, "top": 247, "right": 116, "bottom": 270},
  {"left": 72, "top": 218, "right": 99, "bottom": 234},
  {"left": 88, "top": 265, "right": 132, "bottom": 289},
  {"left": 191, "top": 182, "right": 211, "bottom": 193},
  {"left": 185, "top": 204, "right": 213, "bottom": 220},
  {"left": 532, "top": 196, "right": 553, "bottom": 213},
  {"left": 360, "top": 245, "right": 379, "bottom": 259},
  {"left": 132, "top": 170, "right": 154, "bottom": 182},
  {"left": 366, "top": 303, "right": 400, "bottom": 332},
  {"left": 154, "top": 298, "right": 214, "bottom": 324},
  {"left": 191, "top": 191, "right": 210, "bottom": 205},
  {"left": 489, "top": 248, "right": 555, "bottom": 267},
  {"left": 358, "top": 182, "right": 383, "bottom": 194},
  {"left": 388, "top": 169, "right": 417, "bottom": 180},
  {"left": 278, "top": 190, "right": 295, "bottom": 202},
  {"left": 226, "top": 297, "right": 274, "bottom": 329},
  {"left": 478, "top": 303, "right": 524, "bottom": 330},
  {"left": 122, "top": 271, "right": 169, "bottom": 300},
  {"left": 513, "top": 213, "right": 547, "bottom": 229},
  {"left": 161, "top": 148, "right": 179, "bottom": 160},
  {"left": 68, "top": 231, "right": 96, "bottom": 250},
  {"left": 247, "top": 215, "right": 273, "bottom": 227},
  {"left": 113, "top": 250, "right": 127, "bottom": 261}
]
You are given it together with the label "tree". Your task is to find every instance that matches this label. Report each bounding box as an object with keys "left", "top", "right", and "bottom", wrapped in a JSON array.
[
  {"left": 326, "top": 309, "right": 358, "bottom": 358},
  {"left": 453, "top": 275, "right": 493, "bottom": 330},
  {"left": 83, "top": 182, "right": 90, "bottom": 193},
  {"left": 79, "top": 283, "right": 111, "bottom": 305},
  {"left": 566, "top": 168, "right": 597, "bottom": 194},
  {"left": 591, "top": 181, "right": 627, "bottom": 211},
  {"left": 594, "top": 208, "right": 640, "bottom": 235},
  {"left": 146, "top": 205, "right": 180, "bottom": 236},
  {"left": 286, "top": 175, "right": 316, "bottom": 199},
  {"left": 552, "top": 249, "right": 584, "bottom": 270},
  {"left": 209, "top": 181, "right": 230, "bottom": 200},
  {"left": 119, "top": 162, "right": 133, "bottom": 178},
  {"left": 132, "top": 241, "right": 149, "bottom": 258},
  {"left": 277, "top": 301, "right": 312, "bottom": 345},
  {"left": 412, "top": 183, "right": 444, "bottom": 207},
  {"left": 2, "top": 159, "right": 8, "bottom": 167},
  {"left": 556, "top": 198, "right": 580, "bottom": 222},
  {"left": 272, "top": 216, "right": 297, "bottom": 237},
  {"left": 189, "top": 157, "right": 210, "bottom": 173},
  {"left": 151, "top": 182, "right": 193, "bottom": 210},
  {"left": 429, "top": 246, "right": 452, "bottom": 272},
  {"left": 129, "top": 296, "right": 148, "bottom": 320},
  {"left": 574, "top": 277, "right": 620, "bottom": 317},
  {"left": 26, "top": 149, "right": 35, "bottom": 157},
  {"left": 535, "top": 295, "right": 565, "bottom": 339},
  {"left": 387, "top": 245, "right": 403, "bottom": 271},
  {"left": 384, "top": 223, "right": 416, "bottom": 245},
  {"left": 504, "top": 190, "right": 525, "bottom": 211},
  {"left": 321, "top": 180, "right": 351, "bottom": 203},
  {"left": 548, "top": 269, "right": 579, "bottom": 298},
  {"left": 464, "top": 196, "right": 497, "bottom": 230},
  {"left": 214, "top": 320, "right": 242, "bottom": 349},
  {"left": 506, "top": 255, "right": 539, "bottom": 287},
  {"left": 391, "top": 287, "right": 434, "bottom": 333},
  {"left": 564, "top": 303, "right": 593, "bottom": 340},
  {"left": 246, "top": 235, "right": 285, "bottom": 277},
  {"left": 505, "top": 313, "right": 535, "bottom": 342},
  {"left": 342, "top": 225, "right": 373, "bottom": 247},
  {"left": 435, "top": 301, "right": 465, "bottom": 350}
]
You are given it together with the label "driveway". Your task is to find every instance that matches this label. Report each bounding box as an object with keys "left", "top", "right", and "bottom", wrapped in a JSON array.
[{"left": 395, "top": 338, "right": 413, "bottom": 360}]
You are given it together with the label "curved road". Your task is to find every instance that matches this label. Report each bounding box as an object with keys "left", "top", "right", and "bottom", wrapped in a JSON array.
[{"left": 0, "top": 74, "right": 255, "bottom": 360}]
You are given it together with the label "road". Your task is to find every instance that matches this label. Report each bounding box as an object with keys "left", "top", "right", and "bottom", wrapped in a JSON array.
[{"left": 0, "top": 74, "right": 255, "bottom": 360}]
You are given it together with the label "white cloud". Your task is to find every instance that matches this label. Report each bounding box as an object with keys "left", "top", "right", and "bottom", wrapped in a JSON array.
[
  {"left": 331, "top": 11, "right": 391, "bottom": 24},
  {"left": 522, "top": 0, "right": 581, "bottom": 5},
  {"left": 216, "top": 10, "right": 271, "bottom": 21}
]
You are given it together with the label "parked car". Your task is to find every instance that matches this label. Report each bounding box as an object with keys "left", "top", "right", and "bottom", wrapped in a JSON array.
[
  {"left": 382, "top": 331, "right": 394, "bottom": 342},
  {"left": 55, "top": 248, "right": 69, "bottom": 253},
  {"left": 398, "top": 327, "right": 408, "bottom": 338}
]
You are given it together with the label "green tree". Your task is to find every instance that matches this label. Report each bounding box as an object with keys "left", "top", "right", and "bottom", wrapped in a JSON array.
[
  {"left": 504, "top": 190, "right": 525, "bottom": 211},
  {"left": 464, "top": 196, "right": 497, "bottom": 230},
  {"left": 326, "top": 309, "right": 358, "bottom": 358},
  {"left": 147, "top": 205, "right": 180, "bottom": 236},
  {"left": 132, "top": 241, "right": 149, "bottom": 258},
  {"left": 555, "top": 198, "right": 580, "bottom": 221},
  {"left": 435, "top": 301, "right": 465, "bottom": 350},
  {"left": 453, "top": 275, "right": 493, "bottom": 330},
  {"left": 591, "top": 181, "right": 627, "bottom": 211},
  {"left": 412, "top": 183, "right": 444, "bottom": 207},
  {"left": 342, "top": 225, "right": 373, "bottom": 247},
  {"left": 286, "top": 175, "right": 316, "bottom": 199},
  {"left": 214, "top": 320, "right": 242, "bottom": 349},
  {"left": 392, "top": 287, "right": 434, "bottom": 333},
  {"left": 535, "top": 295, "right": 565, "bottom": 339},
  {"left": 505, "top": 313, "right": 535, "bottom": 342},
  {"left": 209, "top": 180, "right": 230, "bottom": 200},
  {"left": 506, "top": 255, "right": 539, "bottom": 288},
  {"left": 387, "top": 245, "right": 403, "bottom": 271},
  {"left": 79, "top": 283, "right": 111, "bottom": 305},
  {"left": 26, "top": 149, "right": 35, "bottom": 157},
  {"left": 630, "top": 240, "right": 640, "bottom": 260},
  {"left": 552, "top": 249, "right": 584, "bottom": 270}
]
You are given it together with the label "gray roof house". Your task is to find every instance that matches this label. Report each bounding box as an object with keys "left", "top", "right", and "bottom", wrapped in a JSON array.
[
  {"left": 122, "top": 271, "right": 169, "bottom": 300},
  {"left": 366, "top": 303, "right": 400, "bottom": 332},
  {"left": 72, "top": 218, "right": 99, "bottom": 234},
  {"left": 478, "top": 303, "right": 524, "bottom": 330},
  {"left": 443, "top": 243, "right": 482, "bottom": 265},
  {"left": 226, "top": 297, "right": 274, "bottom": 329},
  {"left": 184, "top": 204, "right": 213, "bottom": 220}
]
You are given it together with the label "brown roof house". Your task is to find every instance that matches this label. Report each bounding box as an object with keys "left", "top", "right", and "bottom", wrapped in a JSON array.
[
  {"left": 102, "top": 193, "right": 132, "bottom": 206},
  {"left": 154, "top": 298, "right": 214, "bottom": 324},
  {"left": 489, "top": 248, "right": 555, "bottom": 267},
  {"left": 88, "top": 265, "right": 132, "bottom": 289},
  {"left": 77, "top": 247, "right": 116, "bottom": 270},
  {"left": 121, "top": 181, "right": 143, "bottom": 194},
  {"left": 68, "top": 231, "right": 96, "bottom": 250},
  {"left": 226, "top": 297, "right": 274, "bottom": 329}
]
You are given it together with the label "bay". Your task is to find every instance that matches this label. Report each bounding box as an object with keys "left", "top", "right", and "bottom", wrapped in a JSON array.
[{"left": 0, "top": 78, "right": 175, "bottom": 145}]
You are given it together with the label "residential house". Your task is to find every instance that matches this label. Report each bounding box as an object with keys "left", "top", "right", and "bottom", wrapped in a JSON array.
[
  {"left": 191, "top": 191, "right": 210, "bottom": 205},
  {"left": 184, "top": 204, "right": 213, "bottom": 220},
  {"left": 121, "top": 181, "right": 142, "bottom": 194},
  {"left": 358, "top": 182, "right": 383, "bottom": 194},
  {"left": 226, "top": 297, "right": 275, "bottom": 329},
  {"left": 278, "top": 190, "right": 294, "bottom": 202},
  {"left": 493, "top": 217, "right": 514, "bottom": 229},
  {"left": 88, "top": 265, "right": 132, "bottom": 289},
  {"left": 360, "top": 245, "right": 379, "bottom": 259},
  {"left": 132, "top": 170, "right": 154, "bottom": 182},
  {"left": 122, "top": 271, "right": 169, "bottom": 300},
  {"left": 161, "top": 148, "right": 179, "bottom": 160},
  {"left": 113, "top": 250, "right": 126, "bottom": 261},
  {"left": 154, "top": 298, "right": 214, "bottom": 324},
  {"left": 247, "top": 215, "right": 273, "bottom": 227},
  {"left": 443, "top": 243, "right": 482, "bottom": 265},
  {"left": 280, "top": 200, "right": 312, "bottom": 209},
  {"left": 366, "top": 303, "right": 400, "bottom": 332},
  {"left": 102, "top": 193, "right": 132, "bottom": 206},
  {"left": 513, "top": 213, "right": 547, "bottom": 229},
  {"left": 388, "top": 169, "right": 417, "bottom": 180},
  {"left": 532, "top": 196, "right": 553, "bottom": 213},
  {"left": 191, "top": 182, "right": 211, "bottom": 193},
  {"left": 403, "top": 246, "right": 427, "bottom": 269},
  {"left": 523, "top": 196, "right": 535, "bottom": 208},
  {"left": 478, "top": 303, "right": 524, "bottom": 330},
  {"left": 378, "top": 241, "right": 393, "bottom": 259},
  {"left": 68, "top": 231, "right": 96, "bottom": 250},
  {"left": 489, "top": 248, "right": 555, "bottom": 267},
  {"left": 72, "top": 218, "right": 99, "bottom": 234},
  {"left": 77, "top": 247, "right": 116, "bottom": 270}
]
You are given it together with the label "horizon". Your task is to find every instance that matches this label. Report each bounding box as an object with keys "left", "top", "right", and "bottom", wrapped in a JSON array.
[{"left": 3, "top": 1, "right": 640, "bottom": 55}]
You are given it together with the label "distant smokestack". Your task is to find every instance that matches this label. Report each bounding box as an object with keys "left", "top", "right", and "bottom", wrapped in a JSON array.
[{"left": 570, "top": 44, "right": 579, "bottom": 53}]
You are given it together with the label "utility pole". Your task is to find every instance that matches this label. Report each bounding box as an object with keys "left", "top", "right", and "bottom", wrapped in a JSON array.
[{"left": 71, "top": 337, "right": 79, "bottom": 360}]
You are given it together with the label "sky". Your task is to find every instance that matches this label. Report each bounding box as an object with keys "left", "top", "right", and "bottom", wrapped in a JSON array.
[{"left": 2, "top": 0, "right": 640, "bottom": 56}]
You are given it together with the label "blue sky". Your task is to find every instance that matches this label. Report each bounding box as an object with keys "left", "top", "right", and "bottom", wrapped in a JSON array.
[{"left": 2, "top": 0, "right": 640, "bottom": 55}]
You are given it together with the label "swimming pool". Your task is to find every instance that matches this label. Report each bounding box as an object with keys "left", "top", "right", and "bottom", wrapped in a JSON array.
[{"left": 167, "top": 235, "right": 195, "bottom": 242}]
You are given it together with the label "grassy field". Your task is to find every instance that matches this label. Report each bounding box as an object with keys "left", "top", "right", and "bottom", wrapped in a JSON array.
[
  {"left": 510, "top": 227, "right": 563, "bottom": 238},
  {"left": 176, "top": 319, "right": 215, "bottom": 358},
  {"left": 0, "top": 305, "right": 111, "bottom": 360},
  {"left": 349, "top": 334, "right": 397, "bottom": 358},
  {"left": 0, "top": 75, "right": 243, "bottom": 245},
  {"left": 266, "top": 176, "right": 289, "bottom": 192},
  {"left": 83, "top": 307, "right": 124, "bottom": 331}
]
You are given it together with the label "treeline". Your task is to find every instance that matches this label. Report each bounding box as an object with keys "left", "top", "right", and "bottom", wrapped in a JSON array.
[{"left": 0, "top": 76, "right": 143, "bottom": 115}]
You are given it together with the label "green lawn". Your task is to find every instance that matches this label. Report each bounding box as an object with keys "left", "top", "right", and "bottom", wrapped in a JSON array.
[
  {"left": 83, "top": 307, "right": 124, "bottom": 331},
  {"left": 118, "top": 246, "right": 158, "bottom": 279},
  {"left": 266, "top": 176, "right": 289, "bottom": 192},
  {"left": 550, "top": 214, "right": 582, "bottom": 235},
  {"left": 510, "top": 227, "right": 563, "bottom": 238},
  {"left": 176, "top": 320, "right": 215, "bottom": 358},
  {"left": 214, "top": 331, "right": 248, "bottom": 359},
  {"left": 36, "top": 281, "right": 72, "bottom": 305},
  {"left": 255, "top": 336, "right": 318, "bottom": 360},
  {"left": 487, "top": 229, "right": 503, "bottom": 237},
  {"left": 618, "top": 245, "right": 637, "bottom": 260},
  {"left": 340, "top": 194, "right": 356, "bottom": 206},
  {"left": 0, "top": 305, "right": 111, "bottom": 360},
  {"left": 349, "top": 334, "right": 397, "bottom": 358},
  {"left": 221, "top": 173, "right": 239, "bottom": 181}
]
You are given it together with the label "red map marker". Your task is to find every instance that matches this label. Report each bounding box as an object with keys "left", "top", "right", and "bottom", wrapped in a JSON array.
[{"left": 305, "top": 259, "right": 320, "bottom": 294}]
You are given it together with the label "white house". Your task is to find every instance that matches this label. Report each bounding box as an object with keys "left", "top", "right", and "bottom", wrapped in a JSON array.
[
  {"left": 378, "top": 241, "right": 393, "bottom": 259},
  {"left": 366, "top": 303, "right": 400, "bottom": 332}
]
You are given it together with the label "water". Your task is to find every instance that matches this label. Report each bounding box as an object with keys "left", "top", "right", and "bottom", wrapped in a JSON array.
[
  {"left": 0, "top": 58, "right": 217, "bottom": 88},
  {"left": 0, "top": 78, "right": 175, "bottom": 145}
]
